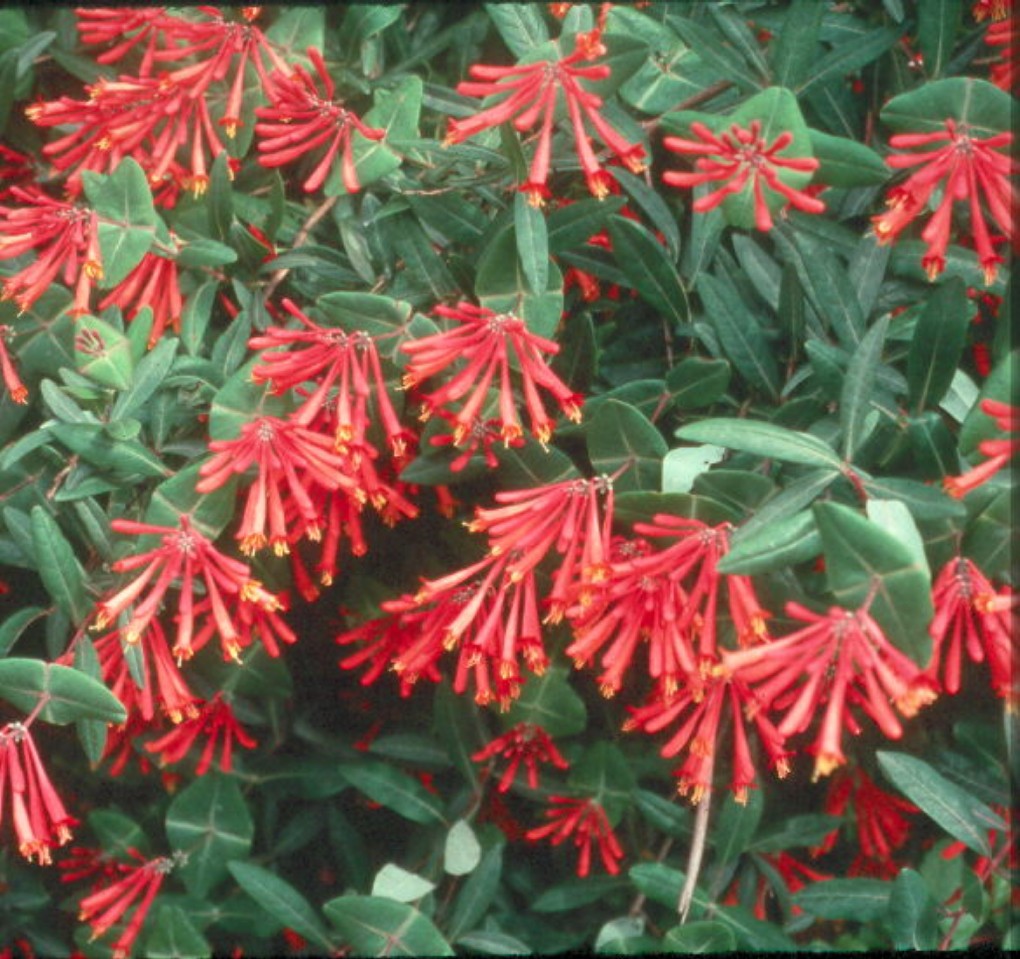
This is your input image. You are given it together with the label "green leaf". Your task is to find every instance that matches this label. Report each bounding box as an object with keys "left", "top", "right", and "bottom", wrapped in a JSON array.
[
  {"left": 677, "top": 418, "right": 842, "bottom": 468},
  {"left": 514, "top": 193, "right": 549, "bottom": 295},
  {"left": 485, "top": 3, "right": 549, "bottom": 57},
  {"left": 814, "top": 501, "right": 933, "bottom": 664},
  {"left": 666, "top": 15, "right": 763, "bottom": 93},
  {"left": 666, "top": 358, "right": 731, "bottom": 409},
  {"left": 445, "top": 819, "right": 482, "bottom": 876},
  {"left": 145, "top": 462, "right": 237, "bottom": 541},
  {"left": 111, "top": 337, "right": 178, "bottom": 421},
  {"left": 809, "top": 128, "right": 890, "bottom": 187},
  {"left": 455, "top": 930, "right": 531, "bottom": 955},
  {"left": 662, "top": 445, "right": 727, "bottom": 494},
  {"left": 144, "top": 904, "right": 212, "bottom": 959},
  {"left": 587, "top": 399, "right": 667, "bottom": 492},
  {"left": 165, "top": 774, "right": 254, "bottom": 897},
  {"left": 881, "top": 76, "right": 1012, "bottom": 138},
  {"left": 612, "top": 490, "right": 738, "bottom": 527},
  {"left": 719, "top": 509, "right": 820, "bottom": 575},
  {"left": 340, "top": 759, "right": 446, "bottom": 824},
  {"left": 857, "top": 475, "right": 965, "bottom": 521},
  {"left": 662, "top": 921, "right": 737, "bottom": 954},
  {"left": 0, "top": 606, "right": 44, "bottom": 657},
  {"left": 959, "top": 350, "right": 1018, "bottom": 458},
  {"left": 697, "top": 273, "right": 780, "bottom": 399},
  {"left": 907, "top": 277, "right": 970, "bottom": 413},
  {"left": 324, "top": 895, "right": 454, "bottom": 957},
  {"left": 0, "top": 658, "right": 126, "bottom": 725},
  {"left": 798, "top": 25, "right": 903, "bottom": 94},
  {"left": 89, "top": 809, "right": 148, "bottom": 858},
  {"left": 180, "top": 281, "right": 218, "bottom": 356},
  {"left": 866, "top": 499, "right": 929, "bottom": 577},
  {"left": 632, "top": 788, "right": 691, "bottom": 839},
  {"left": 208, "top": 360, "right": 290, "bottom": 441},
  {"left": 794, "top": 878, "right": 893, "bottom": 922},
  {"left": 73, "top": 638, "right": 108, "bottom": 766},
  {"left": 448, "top": 843, "right": 504, "bottom": 940},
  {"left": 372, "top": 863, "right": 437, "bottom": 903},
  {"left": 877, "top": 751, "right": 1006, "bottom": 857},
  {"left": 917, "top": 0, "right": 963, "bottom": 79},
  {"left": 29, "top": 506, "right": 90, "bottom": 623},
  {"left": 506, "top": 665, "right": 587, "bottom": 738},
  {"left": 569, "top": 743, "right": 636, "bottom": 818},
  {"left": 74, "top": 315, "right": 134, "bottom": 390},
  {"left": 769, "top": 0, "right": 824, "bottom": 88},
  {"left": 713, "top": 788, "right": 764, "bottom": 865},
  {"left": 607, "top": 215, "right": 689, "bottom": 325},
  {"left": 888, "top": 868, "right": 939, "bottom": 950},
  {"left": 229, "top": 861, "right": 335, "bottom": 951},
  {"left": 840, "top": 315, "right": 889, "bottom": 459},
  {"left": 532, "top": 876, "right": 630, "bottom": 913},
  {"left": 82, "top": 158, "right": 159, "bottom": 287},
  {"left": 748, "top": 813, "right": 841, "bottom": 853}
]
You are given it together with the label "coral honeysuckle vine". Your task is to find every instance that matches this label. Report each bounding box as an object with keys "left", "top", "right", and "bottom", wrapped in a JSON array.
[{"left": 0, "top": 3, "right": 1015, "bottom": 956}]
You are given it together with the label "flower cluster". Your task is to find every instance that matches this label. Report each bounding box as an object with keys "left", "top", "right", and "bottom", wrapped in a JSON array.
[
  {"left": 872, "top": 119, "right": 1015, "bottom": 283},
  {"left": 472, "top": 722, "right": 570, "bottom": 792},
  {"left": 526, "top": 796, "right": 623, "bottom": 877},
  {"left": 944, "top": 398, "right": 1018, "bottom": 498}
]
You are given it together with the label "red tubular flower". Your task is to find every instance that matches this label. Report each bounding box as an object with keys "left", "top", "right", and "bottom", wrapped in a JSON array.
[
  {"left": 337, "top": 608, "right": 442, "bottom": 698},
  {"left": 663, "top": 120, "right": 824, "bottom": 231},
  {"left": 944, "top": 398, "right": 1019, "bottom": 497},
  {"left": 401, "top": 301, "right": 583, "bottom": 447},
  {"left": 927, "top": 556, "right": 1018, "bottom": 706},
  {"left": 721, "top": 600, "right": 938, "bottom": 780},
  {"left": 75, "top": 7, "right": 174, "bottom": 73},
  {"left": 191, "top": 590, "right": 299, "bottom": 660},
  {"left": 626, "top": 668, "right": 789, "bottom": 805},
  {"left": 429, "top": 414, "right": 524, "bottom": 472},
  {"left": 446, "top": 33, "right": 645, "bottom": 205},
  {"left": 250, "top": 299, "right": 412, "bottom": 460},
  {"left": 144, "top": 694, "right": 257, "bottom": 774},
  {"left": 255, "top": 47, "right": 385, "bottom": 193},
  {"left": 92, "top": 622, "right": 200, "bottom": 724},
  {"left": 0, "top": 325, "right": 28, "bottom": 404},
  {"left": 96, "top": 515, "right": 281, "bottom": 663},
  {"left": 197, "top": 414, "right": 355, "bottom": 556},
  {"left": 0, "top": 145, "right": 33, "bottom": 200},
  {"left": 77, "top": 849, "right": 183, "bottom": 959},
  {"left": 872, "top": 119, "right": 1015, "bottom": 283},
  {"left": 0, "top": 722, "right": 76, "bottom": 864},
  {"left": 472, "top": 722, "right": 570, "bottom": 792},
  {"left": 812, "top": 765, "right": 918, "bottom": 874},
  {"left": 97, "top": 253, "right": 182, "bottom": 347},
  {"left": 567, "top": 517, "right": 771, "bottom": 698},
  {"left": 526, "top": 796, "right": 624, "bottom": 877},
  {"left": 59, "top": 844, "right": 132, "bottom": 889},
  {"left": 0, "top": 186, "right": 101, "bottom": 314}
]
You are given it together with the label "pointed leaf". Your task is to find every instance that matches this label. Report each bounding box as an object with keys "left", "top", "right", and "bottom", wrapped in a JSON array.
[
  {"left": 607, "top": 215, "right": 689, "bottom": 325},
  {"left": 677, "top": 418, "right": 842, "bottom": 468},
  {"left": 587, "top": 399, "right": 667, "bottom": 492},
  {"left": 324, "top": 895, "right": 454, "bottom": 957},
  {"left": 339, "top": 759, "right": 446, "bottom": 824},
  {"left": 0, "top": 658, "right": 126, "bottom": 725},
  {"left": 840, "top": 315, "right": 889, "bottom": 459},
  {"left": 907, "top": 277, "right": 970, "bottom": 413},
  {"left": 794, "top": 878, "right": 893, "bottom": 922},
  {"left": 514, "top": 193, "right": 548, "bottom": 295},
  {"left": 229, "top": 861, "right": 335, "bottom": 951}
]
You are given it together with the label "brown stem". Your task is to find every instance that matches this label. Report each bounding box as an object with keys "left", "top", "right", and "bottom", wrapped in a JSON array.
[
  {"left": 678, "top": 787, "right": 712, "bottom": 921},
  {"left": 263, "top": 195, "right": 340, "bottom": 302}
]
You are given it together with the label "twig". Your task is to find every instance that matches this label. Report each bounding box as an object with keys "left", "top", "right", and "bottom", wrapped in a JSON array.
[
  {"left": 262, "top": 194, "right": 340, "bottom": 302},
  {"left": 628, "top": 835, "right": 675, "bottom": 919},
  {"left": 678, "top": 787, "right": 712, "bottom": 921}
]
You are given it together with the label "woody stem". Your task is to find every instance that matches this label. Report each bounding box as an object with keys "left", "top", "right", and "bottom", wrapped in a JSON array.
[
  {"left": 678, "top": 786, "right": 712, "bottom": 921},
  {"left": 263, "top": 195, "right": 339, "bottom": 301}
]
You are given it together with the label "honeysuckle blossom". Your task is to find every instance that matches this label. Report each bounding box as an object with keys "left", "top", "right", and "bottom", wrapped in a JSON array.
[
  {"left": 662, "top": 120, "right": 825, "bottom": 231},
  {"left": 77, "top": 849, "right": 184, "bottom": 959},
  {"left": 526, "top": 796, "right": 624, "bottom": 877},
  {"left": 96, "top": 252, "right": 182, "bottom": 347},
  {"left": 255, "top": 47, "right": 386, "bottom": 193},
  {"left": 401, "top": 301, "right": 583, "bottom": 447},
  {"left": 944, "top": 398, "right": 1018, "bottom": 497},
  {"left": 721, "top": 600, "right": 938, "bottom": 780},
  {"left": 0, "top": 186, "right": 101, "bottom": 314},
  {"left": 95, "top": 515, "right": 281, "bottom": 663},
  {"left": 144, "top": 694, "right": 256, "bottom": 774},
  {"left": 567, "top": 517, "right": 771, "bottom": 698},
  {"left": 625, "top": 667, "right": 789, "bottom": 805},
  {"left": 0, "top": 722, "right": 76, "bottom": 864},
  {"left": 472, "top": 722, "right": 570, "bottom": 792},
  {"left": 446, "top": 31, "right": 646, "bottom": 205},
  {"left": 812, "top": 765, "right": 918, "bottom": 878},
  {"left": 197, "top": 414, "right": 355, "bottom": 556},
  {"left": 927, "top": 556, "right": 1017, "bottom": 706},
  {"left": 872, "top": 118, "right": 1015, "bottom": 283},
  {"left": 0, "top": 325, "right": 27, "bottom": 404}
]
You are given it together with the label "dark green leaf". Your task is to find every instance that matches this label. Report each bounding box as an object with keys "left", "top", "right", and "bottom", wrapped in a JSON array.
[
  {"left": 877, "top": 751, "right": 1006, "bottom": 857},
  {"left": 30, "top": 506, "right": 89, "bottom": 622},
  {"left": 111, "top": 337, "right": 178, "bottom": 421},
  {"left": 857, "top": 475, "right": 965, "bottom": 521},
  {"left": 506, "top": 665, "right": 586, "bottom": 738},
  {"left": 228, "top": 861, "right": 335, "bottom": 952},
  {"left": 888, "top": 869, "right": 939, "bottom": 950},
  {"left": 324, "top": 895, "right": 454, "bottom": 957},
  {"left": 907, "top": 277, "right": 971, "bottom": 413},
  {"left": 666, "top": 15, "right": 763, "bottom": 93},
  {"left": 547, "top": 196, "right": 627, "bottom": 253},
  {"left": 814, "top": 501, "right": 933, "bottom": 664},
  {"left": 769, "top": 0, "right": 824, "bottom": 88},
  {"left": 662, "top": 921, "right": 737, "bottom": 954},
  {"left": 794, "top": 878, "right": 893, "bottom": 922},
  {"left": 841, "top": 315, "right": 889, "bottom": 459},
  {"left": 514, "top": 193, "right": 549, "bottom": 295},
  {"left": 607, "top": 215, "right": 689, "bottom": 325},
  {"left": 0, "top": 606, "right": 44, "bottom": 657},
  {"left": 165, "top": 774, "right": 254, "bottom": 897},
  {"left": 809, "top": 129, "right": 890, "bottom": 187},
  {"left": 454, "top": 930, "right": 531, "bottom": 955},
  {"left": 632, "top": 788, "right": 691, "bottom": 839},
  {"left": 74, "top": 315, "right": 134, "bottom": 390},
  {"left": 484, "top": 3, "right": 549, "bottom": 58},
  {"left": 880, "top": 76, "right": 1012, "bottom": 137},
  {"left": 719, "top": 509, "right": 820, "bottom": 575},
  {"left": 339, "top": 759, "right": 446, "bottom": 824},
  {"left": 712, "top": 788, "right": 764, "bottom": 865},
  {"left": 798, "top": 26, "right": 903, "bottom": 94},
  {"left": 533, "top": 876, "right": 630, "bottom": 913},
  {"left": 0, "top": 658, "right": 126, "bottom": 725},
  {"left": 448, "top": 843, "right": 503, "bottom": 939},
  {"left": 749, "top": 814, "right": 841, "bottom": 853},
  {"left": 587, "top": 399, "right": 667, "bottom": 492},
  {"left": 666, "top": 358, "right": 731, "bottom": 409},
  {"left": 917, "top": 0, "right": 963, "bottom": 79},
  {"left": 144, "top": 904, "right": 212, "bottom": 959}
]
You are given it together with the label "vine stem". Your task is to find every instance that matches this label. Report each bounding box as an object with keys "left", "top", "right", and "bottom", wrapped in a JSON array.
[
  {"left": 678, "top": 787, "right": 712, "bottom": 921},
  {"left": 262, "top": 194, "right": 340, "bottom": 302}
]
